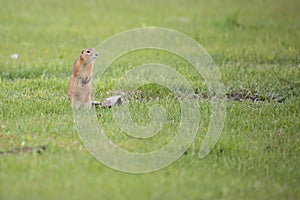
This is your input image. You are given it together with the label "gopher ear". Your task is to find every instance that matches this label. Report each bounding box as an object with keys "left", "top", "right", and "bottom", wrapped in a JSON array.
[{"left": 79, "top": 49, "right": 85, "bottom": 60}]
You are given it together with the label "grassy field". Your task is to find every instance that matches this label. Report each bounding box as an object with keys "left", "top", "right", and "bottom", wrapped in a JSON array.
[{"left": 0, "top": 0, "right": 300, "bottom": 199}]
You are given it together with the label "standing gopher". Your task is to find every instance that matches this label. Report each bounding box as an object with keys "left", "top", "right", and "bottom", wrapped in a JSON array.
[{"left": 68, "top": 48, "right": 98, "bottom": 109}]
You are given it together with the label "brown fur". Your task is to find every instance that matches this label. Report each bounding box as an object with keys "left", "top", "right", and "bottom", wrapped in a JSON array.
[{"left": 68, "top": 48, "right": 98, "bottom": 109}]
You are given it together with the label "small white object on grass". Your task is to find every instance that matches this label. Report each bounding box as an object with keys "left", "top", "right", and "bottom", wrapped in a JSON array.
[
  {"left": 91, "top": 96, "right": 122, "bottom": 108},
  {"left": 101, "top": 95, "right": 122, "bottom": 108},
  {"left": 11, "top": 53, "right": 19, "bottom": 59}
]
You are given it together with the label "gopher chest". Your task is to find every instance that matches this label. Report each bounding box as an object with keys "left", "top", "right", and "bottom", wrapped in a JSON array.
[{"left": 75, "top": 75, "right": 92, "bottom": 88}]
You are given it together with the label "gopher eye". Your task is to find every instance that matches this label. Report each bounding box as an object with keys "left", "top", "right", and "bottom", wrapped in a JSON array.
[
  {"left": 81, "top": 50, "right": 84, "bottom": 54},
  {"left": 86, "top": 50, "right": 91, "bottom": 54}
]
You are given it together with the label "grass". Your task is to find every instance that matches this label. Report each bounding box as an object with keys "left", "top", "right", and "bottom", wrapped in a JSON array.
[{"left": 0, "top": 0, "right": 300, "bottom": 199}]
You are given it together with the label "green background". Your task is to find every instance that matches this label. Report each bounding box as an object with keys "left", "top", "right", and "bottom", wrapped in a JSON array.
[{"left": 0, "top": 0, "right": 299, "bottom": 199}]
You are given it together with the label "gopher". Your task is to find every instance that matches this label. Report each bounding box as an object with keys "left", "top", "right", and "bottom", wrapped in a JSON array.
[{"left": 68, "top": 48, "right": 98, "bottom": 109}]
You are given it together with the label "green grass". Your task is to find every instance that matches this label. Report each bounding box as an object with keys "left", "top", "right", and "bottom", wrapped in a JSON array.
[{"left": 0, "top": 0, "right": 300, "bottom": 199}]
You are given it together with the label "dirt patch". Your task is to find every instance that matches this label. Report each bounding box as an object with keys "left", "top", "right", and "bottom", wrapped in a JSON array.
[
  {"left": 0, "top": 145, "right": 46, "bottom": 156},
  {"left": 96, "top": 87, "right": 288, "bottom": 104},
  {"left": 225, "top": 88, "right": 285, "bottom": 103}
]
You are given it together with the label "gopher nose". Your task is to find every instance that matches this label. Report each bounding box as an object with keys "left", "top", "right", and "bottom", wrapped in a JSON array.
[{"left": 95, "top": 52, "right": 99, "bottom": 57}]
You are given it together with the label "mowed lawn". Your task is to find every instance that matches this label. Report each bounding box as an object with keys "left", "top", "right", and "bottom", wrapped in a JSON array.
[{"left": 0, "top": 0, "right": 300, "bottom": 199}]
